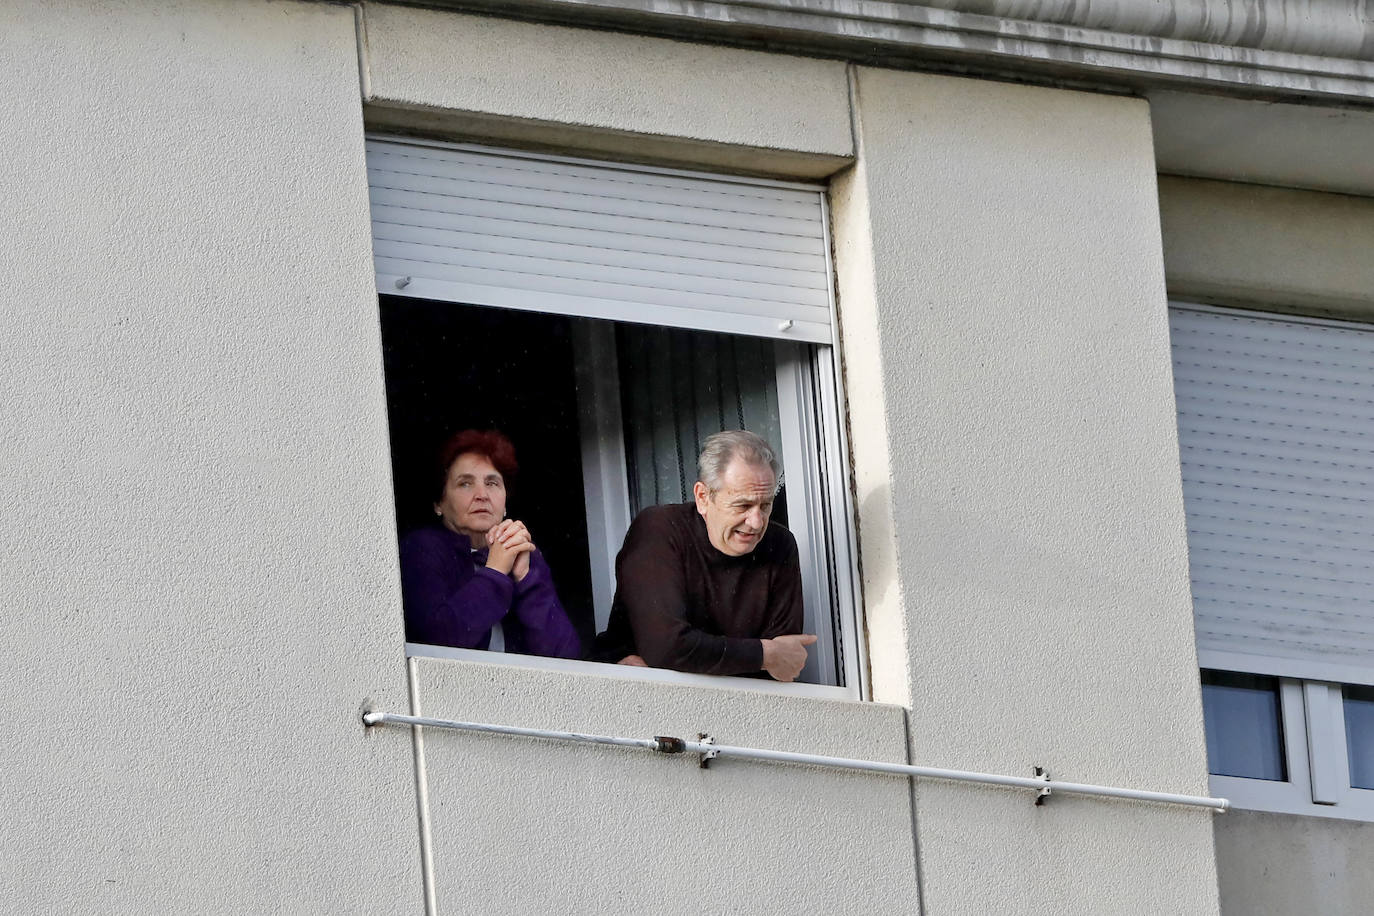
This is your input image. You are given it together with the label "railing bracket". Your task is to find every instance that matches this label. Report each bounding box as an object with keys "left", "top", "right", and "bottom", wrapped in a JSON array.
[
  {"left": 698, "top": 733, "right": 719, "bottom": 769},
  {"left": 1033, "top": 766, "right": 1052, "bottom": 805}
]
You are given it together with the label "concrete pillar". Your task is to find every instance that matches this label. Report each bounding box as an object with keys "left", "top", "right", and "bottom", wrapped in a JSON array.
[{"left": 832, "top": 66, "right": 1220, "bottom": 914}]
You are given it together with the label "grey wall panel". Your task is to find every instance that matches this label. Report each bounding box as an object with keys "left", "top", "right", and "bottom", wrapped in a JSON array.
[{"left": 1216, "top": 810, "right": 1374, "bottom": 916}]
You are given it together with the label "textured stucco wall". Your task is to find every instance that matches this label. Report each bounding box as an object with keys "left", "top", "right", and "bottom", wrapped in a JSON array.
[
  {"left": 360, "top": 4, "right": 853, "bottom": 177},
  {"left": 1, "top": 2, "right": 1247, "bottom": 912},
  {"left": 831, "top": 67, "right": 1220, "bottom": 914},
  {"left": 828, "top": 108, "right": 911, "bottom": 709},
  {"left": 0, "top": 1, "right": 419, "bottom": 911},
  {"left": 1159, "top": 175, "right": 1374, "bottom": 319},
  {"left": 1215, "top": 810, "right": 1374, "bottom": 916},
  {"left": 412, "top": 657, "right": 919, "bottom": 915}
]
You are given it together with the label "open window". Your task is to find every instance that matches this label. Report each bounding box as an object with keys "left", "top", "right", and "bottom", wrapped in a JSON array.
[{"left": 371, "top": 137, "right": 863, "bottom": 691}]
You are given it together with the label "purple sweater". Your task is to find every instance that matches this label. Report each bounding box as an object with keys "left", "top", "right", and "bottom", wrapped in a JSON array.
[{"left": 399, "top": 525, "right": 580, "bottom": 659}]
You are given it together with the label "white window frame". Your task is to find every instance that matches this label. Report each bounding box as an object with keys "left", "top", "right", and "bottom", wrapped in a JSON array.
[
  {"left": 410, "top": 644, "right": 853, "bottom": 701},
  {"left": 571, "top": 321, "right": 860, "bottom": 689},
  {"left": 1207, "top": 674, "right": 1374, "bottom": 821},
  {"left": 377, "top": 136, "right": 870, "bottom": 698}
]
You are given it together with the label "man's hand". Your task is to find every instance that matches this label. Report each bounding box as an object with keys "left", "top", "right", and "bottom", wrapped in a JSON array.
[
  {"left": 617, "top": 654, "right": 648, "bottom": 667},
  {"left": 760, "top": 634, "right": 817, "bottom": 682}
]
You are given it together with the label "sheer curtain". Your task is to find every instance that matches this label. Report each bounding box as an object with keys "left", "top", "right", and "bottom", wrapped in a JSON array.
[{"left": 617, "top": 325, "right": 785, "bottom": 515}]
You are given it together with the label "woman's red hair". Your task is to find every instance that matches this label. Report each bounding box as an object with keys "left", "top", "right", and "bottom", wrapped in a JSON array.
[{"left": 434, "top": 429, "right": 519, "bottom": 501}]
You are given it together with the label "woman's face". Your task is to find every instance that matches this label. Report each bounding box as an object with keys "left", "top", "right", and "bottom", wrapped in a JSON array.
[{"left": 435, "top": 452, "right": 507, "bottom": 543}]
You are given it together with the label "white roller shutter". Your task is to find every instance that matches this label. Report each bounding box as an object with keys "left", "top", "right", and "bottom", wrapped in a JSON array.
[
  {"left": 1171, "top": 303, "right": 1374, "bottom": 685},
  {"left": 365, "top": 138, "right": 834, "bottom": 344}
]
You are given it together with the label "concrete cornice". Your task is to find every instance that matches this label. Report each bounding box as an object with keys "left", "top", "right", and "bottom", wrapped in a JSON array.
[{"left": 404, "top": 0, "right": 1374, "bottom": 102}]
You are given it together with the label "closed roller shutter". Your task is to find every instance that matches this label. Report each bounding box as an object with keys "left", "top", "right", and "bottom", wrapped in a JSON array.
[
  {"left": 365, "top": 138, "right": 834, "bottom": 344},
  {"left": 1171, "top": 303, "right": 1374, "bottom": 686}
]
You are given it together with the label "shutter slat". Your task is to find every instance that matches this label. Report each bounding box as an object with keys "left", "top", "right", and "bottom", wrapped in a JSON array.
[
  {"left": 1186, "top": 548, "right": 1374, "bottom": 592},
  {"left": 373, "top": 255, "right": 833, "bottom": 322},
  {"left": 367, "top": 166, "right": 821, "bottom": 245},
  {"left": 1197, "top": 614, "right": 1374, "bottom": 650},
  {"left": 1191, "top": 575, "right": 1374, "bottom": 610},
  {"left": 367, "top": 185, "right": 823, "bottom": 256},
  {"left": 1173, "top": 335, "right": 1374, "bottom": 371},
  {"left": 1177, "top": 418, "right": 1374, "bottom": 456},
  {"left": 368, "top": 146, "right": 824, "bottom": 219},
  {"left": 368, "top": 204, "right": 825, "bottom": 273},
  {"left": 371, "top": 142, "right": 814, "bottom": 204},
  {"left": 369, "top": 223, "right": 829, "bottom": 293},
  {"left": 371, "top": 241, "right": 831, "bottom": 309},
  {"left": 1183, "top": 497, "right": 1370, "bottom": 532},
  {"left": 1179, "top": 449, "right": 1374, "bottom": 490},
  {"left": 1176, "top": 391, "right": 1374, "bottom": 428},
  {"left": 1173, "top": 363, "right": 1374, "bottom": 401},
  {"left": 1186, "top": 512, "right": 1370, "bottom": 544},
  {"left": 1172, "top": 309, "right": 1374, "bottom": 355},
  {"left": 1179, "top": 462, "right": 1374, "bottom": 502}
]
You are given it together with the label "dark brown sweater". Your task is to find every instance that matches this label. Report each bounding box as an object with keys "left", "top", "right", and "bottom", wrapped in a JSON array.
[{"left": 593, "top": 502, "right": 803, "bottom": 676}]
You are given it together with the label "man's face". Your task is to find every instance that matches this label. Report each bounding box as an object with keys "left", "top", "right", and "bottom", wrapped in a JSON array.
[{"left": 693, "top": 458, "right": 777, "bottom": 557}]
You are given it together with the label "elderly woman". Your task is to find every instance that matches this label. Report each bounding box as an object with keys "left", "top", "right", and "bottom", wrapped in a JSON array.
[{"left": 400, "top": 429, "right": 580, "bottom": 658}]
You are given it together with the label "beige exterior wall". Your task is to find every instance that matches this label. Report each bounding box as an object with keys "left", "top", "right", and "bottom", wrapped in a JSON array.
[
  {"left": 0, "top": 1, "right": 419, "bottom": 911},
  {"left": 1, "top": 2, "right": 1256, "bottom": 914},
  {"left": 413, "top": 659, "right": 919, "bottom": 913},
  {"left": 828, "top": 101, "right": 912, "bottom": 709},
  {"left": 831, "top": 67, "right": 1220, "bottom": 914},
  {"left": 360, "top": 4, "right": 853, "bottom": 178},
  {"left": 1159, "top": 176, "right": 1374, "bottom": 318}
]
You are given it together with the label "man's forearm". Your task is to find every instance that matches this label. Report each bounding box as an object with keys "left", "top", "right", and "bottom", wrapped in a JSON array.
[{"left": 637, "top": 625, "right": 764, "bottom": 675}]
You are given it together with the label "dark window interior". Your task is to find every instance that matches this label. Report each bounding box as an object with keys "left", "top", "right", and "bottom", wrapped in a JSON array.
[
  {"left": 1345, "top": 684, "right": 1374, "bottom": 790},
  {"left": 380, "top": 295, "right": 597, "bottom": 650},
  {"left": 1201, "top": 669, "right": 1287, "bottom": 781}
]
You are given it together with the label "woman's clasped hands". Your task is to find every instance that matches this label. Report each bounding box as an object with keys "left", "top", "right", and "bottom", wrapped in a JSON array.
[{"left": 485, "top": 519, "right": 536, "bottom": 581}]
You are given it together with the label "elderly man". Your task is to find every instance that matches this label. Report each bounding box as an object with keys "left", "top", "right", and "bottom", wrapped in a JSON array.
[{"left": 593, "top": 430, "right": 816, "bottom": 681}]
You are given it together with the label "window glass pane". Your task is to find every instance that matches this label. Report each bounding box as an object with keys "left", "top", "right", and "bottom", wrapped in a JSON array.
[
  {"left": 1344, "top": 685, "right": 1374, "bottom": 790},
  {"left": 1201, "top": 670, "right": 1286, "bottom": 781}
]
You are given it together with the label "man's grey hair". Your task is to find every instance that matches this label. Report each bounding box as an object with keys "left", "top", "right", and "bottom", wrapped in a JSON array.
[{"left": 696, "top": 430, "right": 781, "bottom": 494}]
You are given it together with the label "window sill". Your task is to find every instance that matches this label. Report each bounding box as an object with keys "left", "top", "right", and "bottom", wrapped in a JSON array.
[
  {"left": 405, "top": 642, "right": 859, "bottom": 701},
  {"left": 1210, "top": 774, "right": 1374, "bottom": 822}
]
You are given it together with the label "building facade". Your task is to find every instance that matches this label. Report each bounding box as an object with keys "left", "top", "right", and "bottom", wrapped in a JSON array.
[{"left": 4, "top": 1, "right": 1373, "bottom": 913}]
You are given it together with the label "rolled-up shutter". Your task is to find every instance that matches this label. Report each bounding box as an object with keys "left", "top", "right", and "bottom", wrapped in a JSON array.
[
  {"left": 1171, "top": 303, "right": 1374, "bottom": 686},
  {"left": 365, "top": 138, "right": 834, "bottom": 344}
]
